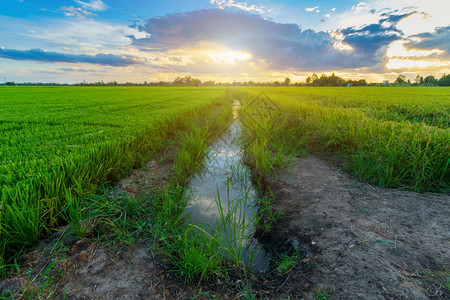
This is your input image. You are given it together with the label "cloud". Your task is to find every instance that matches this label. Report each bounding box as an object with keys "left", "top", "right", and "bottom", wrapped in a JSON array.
[
  {"left": 75, "top": 0, "right": 107, "bottom": 11},
  {"left": 305, "top": 6, "right": 319, "bottom": 12},
  {"left": 61, "top": 6, "right": 97, "bottom": 18},
  {"left": 61, "top": 0, "right": 106, "bottom": 18},
  {"left": 0, "top": 48, "right": 140, "bottom": 66},
  {"left": 210, "top": 0, "right": 270, "bottom": 14},
  {"left": 321, "top": 8, "right": 337, "bottom": 22},
  {"left": 352, "top": 2, "right": 369, "bottom": 13},
  {"left": 131, "top": 9, "right": 410, "bottom": 72},
  {"left": 405, "top": 26, "right": 450, "bottom": 58},
  {"left": 379, "top": 10, "right": 424, "bottom": 25},
  {"left": 14, "top": 18, "right": 142, "bottom": 53},
  {"left": 337, "top": 10, "right": 412, "bottom": 69}
]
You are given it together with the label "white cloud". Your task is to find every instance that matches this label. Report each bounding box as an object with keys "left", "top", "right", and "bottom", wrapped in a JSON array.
[
  {"left": 210, "top": 0, "right": 270, "bottom": 14},
  {"left": 16, "top": 18, "right": 142, "bottom": 55},
  {"left": 61, "top": 0, "right": 107, "bottom": 19},
  {"left": 61, "top": 6, "right": 97, "bottom": 18},
  {"left": 305, "top": 6, "right": 319, "bottom": 12},
  {"left": 352, "top": 2, "right": 369, "bottom": 13},
  {"left": 74, "top": 0, "right": 107, "bottom": 12},
  {"left": 322, "top": 8, "right": 337, "bottom": 22},
  {"left": 326, "top": 0, "right": 449, "bottom": 34}
]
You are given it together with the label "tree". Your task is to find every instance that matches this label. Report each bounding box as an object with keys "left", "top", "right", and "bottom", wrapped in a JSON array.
[
  {"left": 283, "top": 77, "right": 291, "bottom": 86},
  {"left": 317, "top": 74, "right": 329, "bottom": 86},
  {"left": 438, "top": 74, "right": 450, "bottom": 86},
  {"left": 305, "top": 76, "right": 311, "bottom": 86},
  {"left": 395, "top": 74, "right": 406, "bottom": 84},
  {"left": 328, "top": 73, "right": 344, "bottom": 86},
  {"left": 357, "top": 79, "right": 368, "bottom": 86},
  {"left": 311, "top": 73, "right": 319, "bottom": 86},
  {"left": 414, "top": 75, "right": 424, "bottom": 85},
  {"left": 173, "top": 76, "right": 201, "bottom": 86},
  {"left": 203, "top": 80, "right": 215, "bottom": 86},
  {"left": 424, "top": 75, "right": 437, "bottom": 86}
]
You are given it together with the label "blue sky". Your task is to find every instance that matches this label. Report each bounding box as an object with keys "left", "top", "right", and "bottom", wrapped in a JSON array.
[{"left": 1, "top": 0, "right": 449, "bottom": 83}]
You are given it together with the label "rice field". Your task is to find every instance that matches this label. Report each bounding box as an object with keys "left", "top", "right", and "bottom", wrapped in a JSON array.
[
  {"left": 238, "top": 87, "right": 449, "bottom": 192},
  {"left": 0, "top": 86, "right": 227, "bottom": 272},
  {"left": 0, "top": 85, "right": 449, "bottom": 280}
]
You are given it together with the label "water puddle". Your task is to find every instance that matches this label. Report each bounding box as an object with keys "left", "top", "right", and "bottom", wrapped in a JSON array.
[{"left": 186, "top": 102, "right": 269, "bottom": 272}]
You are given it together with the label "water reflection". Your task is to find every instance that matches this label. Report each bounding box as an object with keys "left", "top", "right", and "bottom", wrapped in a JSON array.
[{"left": 186, "top": 103, "right": 268, "bottom": 272}]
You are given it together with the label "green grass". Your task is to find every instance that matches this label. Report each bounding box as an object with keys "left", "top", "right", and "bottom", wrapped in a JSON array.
[
  {"left": 238, "top": 87, "right": 449, "bottom": 192},
  {"left": 423, "top": 259, "right": 450, "bottom": 291},
  {"left": 275, "top": 250, "right": 300, "bottom": 274},
  {"left": 314, "top": 288, "right": 332, "bottom": 300},
  {"left": 0, "top": 86, "right": 227, "bottom": 277}
]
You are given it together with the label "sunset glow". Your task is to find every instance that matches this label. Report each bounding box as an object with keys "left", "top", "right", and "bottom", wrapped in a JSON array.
[
  {"left": 0, "top": 0, "right": 449, "bottom": 83},
  {"left": 207, "top": 51, "right": 252, "bottom": 64}
]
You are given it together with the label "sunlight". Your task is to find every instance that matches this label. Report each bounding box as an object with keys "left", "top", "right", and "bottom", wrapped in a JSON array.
[
  {"left": 387, "top": 41, "right": 443, "bottom": 58},
  {"left": 207, "top": 51, "right": 252, "bottom": 64},
  {"left": 329, "top": 31, "right": 353, "bottom": 51},
  {"left": 386, "top": 58, "right": 450, "bottom": 69}
]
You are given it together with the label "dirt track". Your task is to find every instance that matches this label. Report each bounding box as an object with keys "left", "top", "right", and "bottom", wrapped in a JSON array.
[{"left": 261, "top": 154, "right": 449, "bottom": 299}]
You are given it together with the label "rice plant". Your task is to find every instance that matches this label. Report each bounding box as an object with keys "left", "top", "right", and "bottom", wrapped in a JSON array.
[{"left": 238, "top": 87, "right": 449, "bottom": 192}]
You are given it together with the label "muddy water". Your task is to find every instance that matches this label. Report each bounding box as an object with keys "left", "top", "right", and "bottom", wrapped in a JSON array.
[{"left": 186, "top": 103, "right": 268, "bottom": 272}]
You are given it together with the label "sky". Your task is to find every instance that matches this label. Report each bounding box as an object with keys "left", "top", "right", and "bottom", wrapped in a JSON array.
[{"left": 0, "top": 0, "right": 449, "bottom": 83}]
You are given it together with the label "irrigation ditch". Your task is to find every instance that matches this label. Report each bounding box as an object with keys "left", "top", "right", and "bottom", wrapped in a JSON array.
[{"left": 186, "top": 100, "right": 269, "bottom": 272}]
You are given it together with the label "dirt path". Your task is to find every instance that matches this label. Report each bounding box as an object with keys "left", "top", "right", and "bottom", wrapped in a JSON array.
[{"left": 262, "top": 154, "right": 449, "bottom": 299}]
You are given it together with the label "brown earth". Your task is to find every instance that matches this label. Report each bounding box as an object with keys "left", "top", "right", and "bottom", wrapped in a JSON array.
[
  {"left": 259, "top": 154, "right": 449, "bottom": 299},
  {"left": 1, "top": 153, "right": 448, "bottom": 299},
  {"left": 117, "top": 147, "right": 177, "bottom": 197}
]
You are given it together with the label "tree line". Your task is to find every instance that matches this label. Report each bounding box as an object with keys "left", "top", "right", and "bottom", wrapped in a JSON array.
[
  {"left": 395, "top": 74, "right": 450, "bottom": 86},
  {"left": 2, "top": 73, "right": 450, "bottom": 87},
  {"left": 304, "top": 73, "right": 367, "bottom": 86}
]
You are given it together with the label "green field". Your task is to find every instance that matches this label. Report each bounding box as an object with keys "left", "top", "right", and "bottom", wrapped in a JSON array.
[
  {"left": 0, "top": 86, "right": 227, "bottom": 271},
  {"left": 238, "top": 87, "right": 449, "bottom": 191},
  {"left": 0, "top": 86, "right": 449, "bottom": 279}
]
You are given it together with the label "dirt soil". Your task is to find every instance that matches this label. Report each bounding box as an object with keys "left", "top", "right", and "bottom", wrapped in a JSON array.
[
  {"left": 1, "top": 153, "right": 448, "bottom": 299},
  {"left": 117, "top": 147, "right": 177, "bottom": 198},
  {"left": 260, "top": 154, "right": 449, "bottom": 299}
]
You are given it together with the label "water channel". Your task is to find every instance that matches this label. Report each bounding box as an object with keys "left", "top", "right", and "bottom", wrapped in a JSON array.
[{"left": 185, "top": 102, "right": 269, "bottom": 272}]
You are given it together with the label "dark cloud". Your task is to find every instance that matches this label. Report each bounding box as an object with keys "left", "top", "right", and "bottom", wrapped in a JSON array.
[
  {"left": 0, "top": 48, "right": 139, "bottom": 66},
  {"left": 336, "top": 10, "right": 420, "bottom": 69},
  {"left": 131, "top": 9, "right": 409, "bottom": 71},
  {"left": 338, "top": 22, "right": 403, "bottom": 67},
  {"left": 379, "top": 11, "right": 417, "bottom": 24},
  {"left": 405, "top": 26, "right": 450, "bottom": 58}
]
